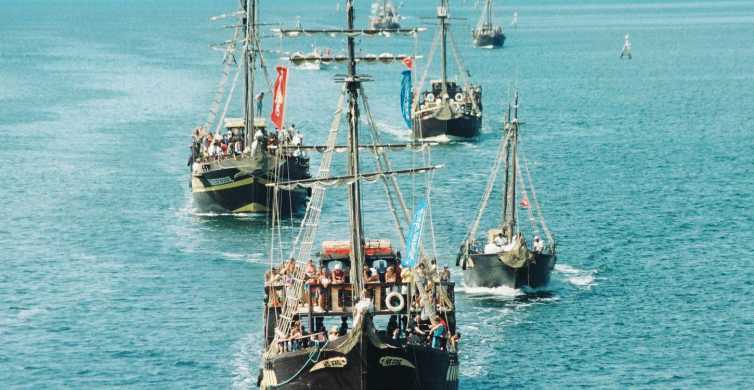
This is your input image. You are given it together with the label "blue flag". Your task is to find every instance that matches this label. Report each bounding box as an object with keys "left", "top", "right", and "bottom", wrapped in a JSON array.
[
  {"left": 400, "top": 70, "right": 413, "bottom": 129},
  {"left": 402, "top": 199, "right": 427, "bottom": 268}
]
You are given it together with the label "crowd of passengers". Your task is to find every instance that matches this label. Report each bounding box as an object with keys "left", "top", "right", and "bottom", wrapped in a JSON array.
[
  {"left": 189, "top": 124, "right": 303, "bottom": 163},
  {"left": 278, "top": 312, "right": 461, "bottom": 353},
  {"left": 267, "top": 257, "right": 457, "bottom": 352},
  {"left": 265, "top": 257, "right": 452, "bottom": 310}
]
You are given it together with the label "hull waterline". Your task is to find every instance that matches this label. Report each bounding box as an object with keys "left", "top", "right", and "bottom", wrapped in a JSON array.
[
  {"left": 463, "top": 252, "right": 556, "bottom": 289},
  {"left": 413, "top": 114, "right": 481, "bottom": 140}
]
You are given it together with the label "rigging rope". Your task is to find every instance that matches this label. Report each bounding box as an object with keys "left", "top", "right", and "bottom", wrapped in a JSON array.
[
  {"left": 414, "top": 30, "right": 440, "bottom": 110},
  {"left": 514, "top": 154, "right": 539, "bottom": 236},
  {"left": 359, "top": 85, "right": 412, "bottom": 246},
  {"left": 464, "top": 131, "right": 510, "bottom": 243},
  {"left": 519, "top": 150, "right": 554, "bottom": 245},
  {"left": 423, "top": 142, "right": 438, "bottom": 259},
  {"left": 213, "top": 61, "right": 244, "bottom": 135},
  {"left": 203, "top": 26, "right": 242, "bottom": 130},
  {"left": 447, "top": 31, "right": 480, "bottom": 113},
  {"left": 267, "top": 88, "right": 347, "bottom": 355}
]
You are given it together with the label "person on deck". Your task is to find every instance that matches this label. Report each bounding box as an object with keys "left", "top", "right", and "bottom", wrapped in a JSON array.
[
  {"left": 429, "top": 316, "right": 447, "bottom": 350},
  {"left": 385, "top": 266, "right": 398, "bottom": 284},
  {"left": 255, "top": 92, "right": 264, "bottom": 117},
  {"left": 494, "top": 232, "right": 507, "bottom": 247},
  {"left": 363, "top": 266, "right": 379, "bottom": 283},
  {"left": 400, "top": 266, "right": 412, "bottom": 295},
  {"left": 407, "top": 314, "right": 425, "bottom": 344},
  {"left": 328, "top": 326, "right": 339, "bottom": 341},
  {"left": 282, "top": 258, "right": 296, "bottom": 276},
  {"left": 533, "top": 236, "right": 544, "bottom": 253},
  {"left": 440, "top": 266, "right": 450, "bottom": 282},
  {"left": 338, "top": 316, "right": 349, "bottom": 336},
  {"left": 332, "top": 263, "right": 346, "bottom": 284},
  {"left": 317, "top": 266, "right": 331, "bottom": 309},
  {"left": 305, "top": 259, "right": 316, "bottom": 277}
]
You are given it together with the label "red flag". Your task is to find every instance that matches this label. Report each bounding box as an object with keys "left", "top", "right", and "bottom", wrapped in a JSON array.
[
  {"left": 520, "top": 197, "right": 530, "bottom": 208},
  {"left": 402, "top": 56, "right": 413, "bottom": 70},
  {"left": 271, "top": 66, "right": 289, "bottom": 129}
]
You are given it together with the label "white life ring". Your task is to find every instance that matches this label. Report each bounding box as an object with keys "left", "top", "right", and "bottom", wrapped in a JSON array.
[
  {"left": 454, "top": 92, "right": 464, "bottom": 102},
  {"left": 385, "top": 292, "right": 405, "bottom": 312},
  {"left": 425, "top": 93, "right": 435, "bottom": 102}
]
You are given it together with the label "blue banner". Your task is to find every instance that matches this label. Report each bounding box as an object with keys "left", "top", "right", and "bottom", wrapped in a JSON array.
[
  {"left": 400, "top": 70, "right": 413, "bottom": 129},
  {"left": 402, "top": 199, "right": 427, "bottom": 268}
]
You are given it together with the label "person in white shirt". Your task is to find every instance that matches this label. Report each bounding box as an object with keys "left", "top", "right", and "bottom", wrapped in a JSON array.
[
  {"left": 533, "top": 236, "right": 544, "bottom": 253},
  {"left": 250, "top": 128, "right": 264, "bottom": 156},
  {"left": 493, "top": 233, "right": 507, "bottom": 247}
]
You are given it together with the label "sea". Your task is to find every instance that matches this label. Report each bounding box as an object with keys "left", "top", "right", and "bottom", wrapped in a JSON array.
[{"left": 1, "top": 0, "right": 753, "bottom": 388}]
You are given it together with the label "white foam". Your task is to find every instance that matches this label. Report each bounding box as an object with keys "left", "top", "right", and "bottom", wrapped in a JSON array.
[
  {"left": 231, "top": 331, "right": 263, "bottom": 390},
  {"left": 457, "top": 284, "right": 523, "bottom": 297},
  {"left": 221, "top": 252, "right": 269, "bottom": 266},
  {"left": 373, "top": 120, "right": 412, "bottom": 141},
  {"left": 17, "top": 308, "right": 43, "bottom": 322},
  {"left": 555, "top": 263, "right": 597, "bottom": 288}
]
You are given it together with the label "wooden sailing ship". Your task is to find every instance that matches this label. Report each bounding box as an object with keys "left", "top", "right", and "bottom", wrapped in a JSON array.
[
  {"left": 457, "top": 92, "right": 556, "bottom": 289},
  {"left": 368, "top": 0, "right": 401, "bottom": 30},
  {"left": 189, "top": 0, "right": 310, "bottom": 213},
  {"left": 413, "top": 0, "right": 482, "bottom": 140},
  {"left": 472, "top": 0, "right": 505, "bottom": 48},
  {"left": 258, "top": 2, "right": 460, "bottom": 389}
]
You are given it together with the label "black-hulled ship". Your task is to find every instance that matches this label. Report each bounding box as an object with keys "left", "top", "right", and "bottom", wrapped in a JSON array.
[
  {"left": 189, "top": 0, "right": 310, "bottom": 213},
  {"left": 368, "top": 0, "right": 401, "bottom": 30},
  {"left": 258, "top": 2, "right": 459, "bottom": 389},
  {"left": 413, "top": 1, "right": 482, "bottom": 140},
  {"left": 472, "top": 0, "right": 505, "bottom": 48},
  {"left": 457, "top": 92, "right": 557, "bottom": 289}
]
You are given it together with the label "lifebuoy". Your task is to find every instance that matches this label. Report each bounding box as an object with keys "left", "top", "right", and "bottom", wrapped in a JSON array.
[
  {"left": 454, "top": 92, "right": 464, "bottom": 102},
  {"left": 385, "top": 292, "right": 405, "bottom": 312},
  {"left": 426, "top": 93, "right": 435, "bottom": 102}
]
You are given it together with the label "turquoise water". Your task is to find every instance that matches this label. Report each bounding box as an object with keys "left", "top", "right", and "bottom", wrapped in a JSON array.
[{"left": 2, "top": 0, "right": 753, "bottom": 388}]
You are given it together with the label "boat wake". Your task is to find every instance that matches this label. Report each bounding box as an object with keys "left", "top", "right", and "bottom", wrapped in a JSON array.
[
  {"left": 456, "top": 284, "right": 522, "bottom": 298},
  {"left": 555, "top": 263, "right": 597, "bottom": 289},
  {"left": 188, "top": 210, "right": 266, "bottom": 219},
  {"left": 231, "top": 330, "right": 263, "bottom": 390},
  {"left": 372, "top": 120, "right": 412, "bottom": 141},
  {"left": 418, "top": 134, "right": 474, "bottom": 144},
  {"left": 221, "top": 252, "right": 269, "bottom": 266}
]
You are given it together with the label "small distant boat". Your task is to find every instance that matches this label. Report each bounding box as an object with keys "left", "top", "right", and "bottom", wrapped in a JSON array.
[
  {"left": 288, "top": 47, "right": 337, "bottom": 70},
  {"left": 511, "top": 11, "right": 518, "bottom": 29},
  {"left": 472, "top": 0, "right": 505, "bottom": 48},
  {"left": 369, "top": 0, "right": 401, "bottom": 30},
  {"left": 457, "top": 92, "right": 557, "bottom": 289},
  {"left": 620, "top": 33, "right": 632, "bottom": 59}
]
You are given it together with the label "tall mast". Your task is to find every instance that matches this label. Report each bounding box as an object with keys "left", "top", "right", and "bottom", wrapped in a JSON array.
[
  {"left": 438, "top": 0, "right": 449, "bottom": 93},
  {"left": 243, "top": 0, "right": 257, "bottom": 144},
  {"left": 503, "top": 92, "right": 519, "bottom": 236},
  {"left": 502, "top": 104, "right": 511, "bottom": 232},
  {"left": 486, "top": 0, "right": 492, "bottom": 28},
  {"left": 345, "top": 0, "right": 365, "bottom": 295}
]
